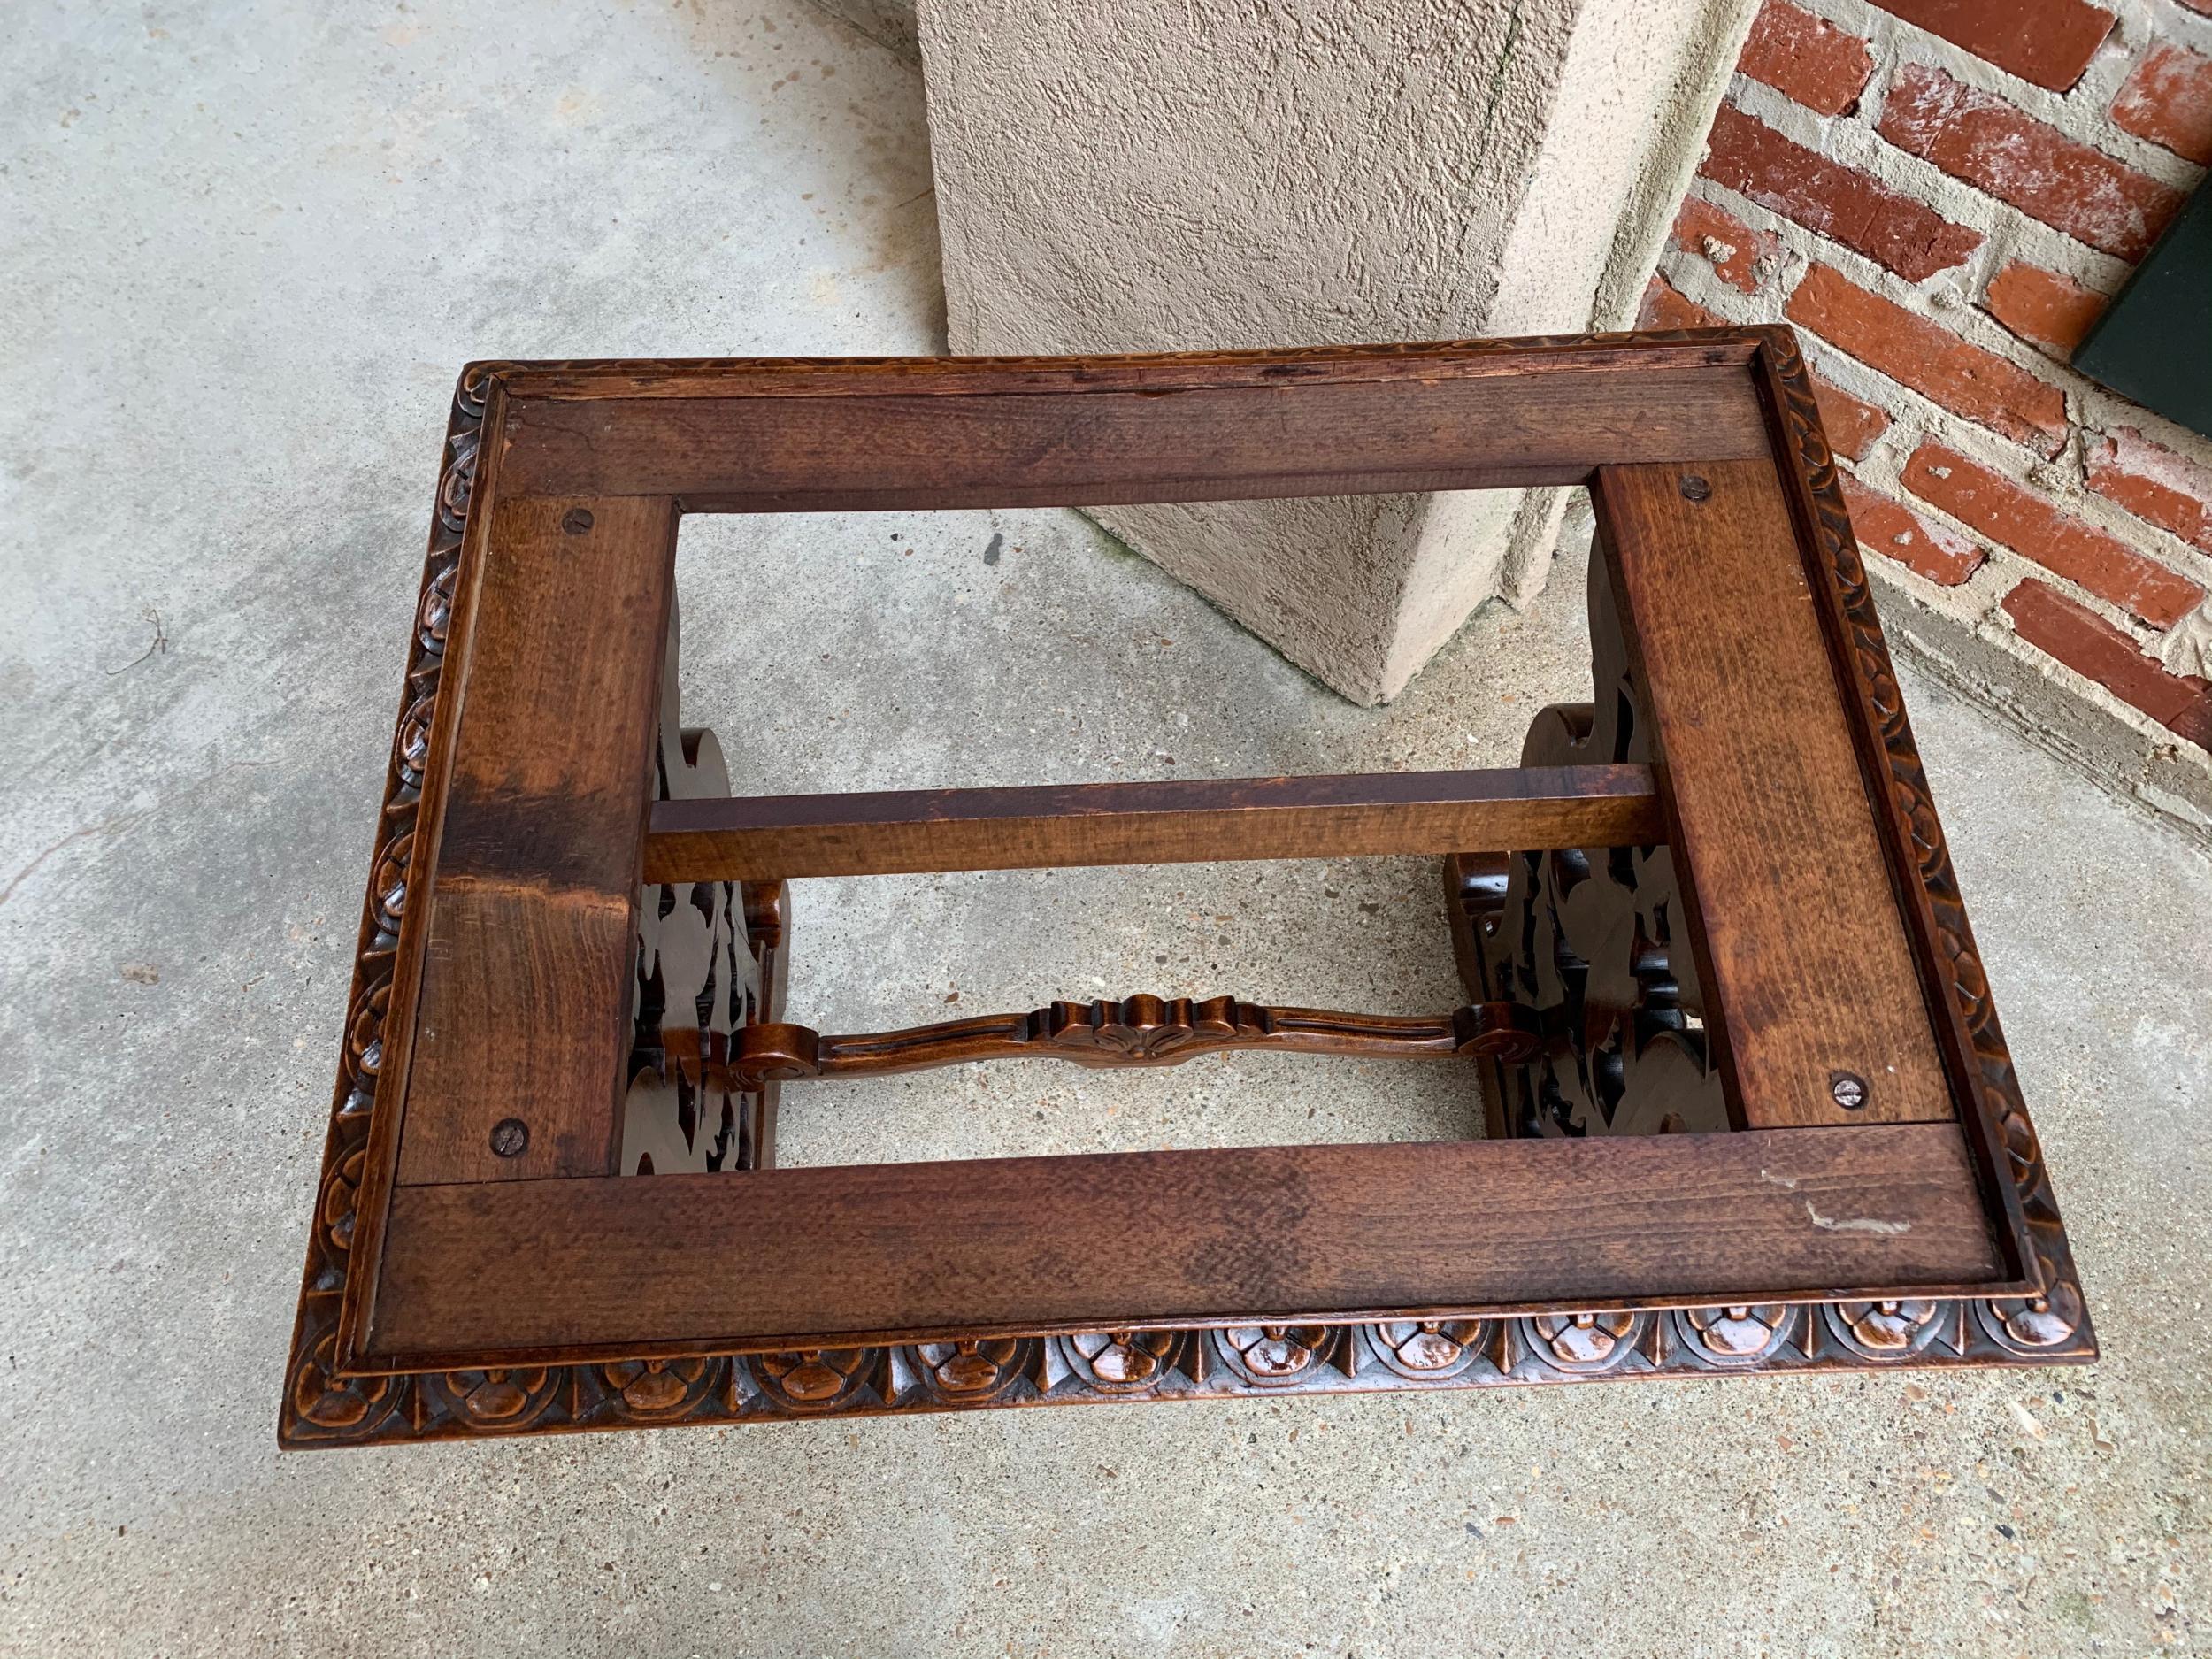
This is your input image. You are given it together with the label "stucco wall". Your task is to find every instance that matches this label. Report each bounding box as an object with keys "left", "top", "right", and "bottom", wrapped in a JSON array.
[{"left": 915, "top": 0, "right": 1755, "bottom": 703}]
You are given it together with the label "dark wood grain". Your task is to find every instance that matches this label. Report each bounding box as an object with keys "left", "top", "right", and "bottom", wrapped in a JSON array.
[
  {"left": 495, "top": 333, "right": 1762, "bottom": 402},
  {"left": 281, "top": 336, "right": 2091, "bottom": 1449},
  {"left": 1752, "top": 324, "right": 2076, "bottom": 1307},
  {"left": 362, "top": 1123, "right": 2001, "bottom": 1367},
  {"left": 1591, "top": 459, "right": 1953, "bottom": 1128},
  {"left": 394, "top": 495, "right": 677, "bottom": 1186},
  {"left": 333, "top": 379, "right": 513, "bottom": 1371},
  {"left": 643, "top": 764, "right": 1663, "bottom": 881},
  {"left": 498, "top": 368, "right": 1770, "bottom": 510}
]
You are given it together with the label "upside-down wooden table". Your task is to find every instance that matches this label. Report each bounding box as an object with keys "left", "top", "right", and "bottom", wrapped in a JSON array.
[{"left": 280, "top": 328, "right": 2093, "bottom": 1447}]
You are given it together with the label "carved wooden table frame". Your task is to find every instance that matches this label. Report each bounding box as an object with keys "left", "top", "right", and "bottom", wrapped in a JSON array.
[{"left": 281, "top": 329, "right": 2092, "bottom": 1448}]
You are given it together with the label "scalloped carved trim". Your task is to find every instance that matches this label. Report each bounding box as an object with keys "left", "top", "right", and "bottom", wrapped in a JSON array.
[
  {"left": 281, "top": 1290, "right": 2085, "bottom": 1446},
  {"left": 1757, "top": 326, "right": 2092, "bottom": 1363},
  {"left": 280, "top": 368, "right": 491, "bottom": 1448}
]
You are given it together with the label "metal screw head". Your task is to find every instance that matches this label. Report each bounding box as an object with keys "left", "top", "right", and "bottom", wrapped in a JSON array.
[
  {"left": 561, "top": 507, "right": 595, "bottom": 535},
  {"left": 489, "top": 1117, "right": 530, "bottom": 1157},
  {"left": 1829, "top": 1071, "right": 1869, "bottom": 1111},
  {"left": 1679, "top": 474, "right": 1712, "bottom": 503}
]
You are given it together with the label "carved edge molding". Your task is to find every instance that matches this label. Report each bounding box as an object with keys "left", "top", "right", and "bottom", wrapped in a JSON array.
[
  {"left": 278, "top": 349, "right": 2093, "bottom": 1449},
  {"left": 280, "top": 363, "right": 503, "bottom": 1446},
  {"left": 1757, "top": 325, "right": 2093, "bottom": 1363},
  {"left": 281, "top": 1302, "right": 2081, "bottom": 1447},
  {"left": 494, "top": 327, "right": 1757, "bottom": 390}
]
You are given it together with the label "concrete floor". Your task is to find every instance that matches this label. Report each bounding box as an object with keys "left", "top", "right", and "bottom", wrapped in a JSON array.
[{"left": 2, "top": 2, "right": 2208, "bottom": 1653}]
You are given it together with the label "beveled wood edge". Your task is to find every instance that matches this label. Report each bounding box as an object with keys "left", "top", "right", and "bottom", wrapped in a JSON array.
[
  {"left": 1748, "top": 326, "right": 2078, "bottom": 1345},
  {"left": 279, "top": 339, "right": 2095, "bottom": 1450},
  {"left": 489, "top": 329, "right": 1764, "bottom": 400},
  {"left": 331, "top": 377, "right": 510, "bottom": 1376}
]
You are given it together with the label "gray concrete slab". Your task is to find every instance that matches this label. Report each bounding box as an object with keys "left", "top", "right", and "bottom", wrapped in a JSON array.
[{"left": 1, "top": 3, "right": 2205, "bottom": 1654}]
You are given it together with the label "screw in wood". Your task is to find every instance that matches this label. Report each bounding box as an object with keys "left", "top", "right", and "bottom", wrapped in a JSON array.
[
  {"left": 1679, "top": 474, "right": 1711, "bottom": 502},
  {"left": 489, "top": 1117, "right": 530, "bottom": 1157},
  {"left": 561, "top": 507, "right": 595, "bottom": 534},
  {"left": 1828, "top": 1071, "right": 1869, "bottom": 1111}
]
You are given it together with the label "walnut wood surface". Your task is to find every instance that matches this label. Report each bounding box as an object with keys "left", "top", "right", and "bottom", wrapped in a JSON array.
[
  {"left": 1591, "top": 459, "right": 1955, "bottom": 1130},
  {"left": 1449, "top": 546, "right": 1730, "bottom": 1141},
  {"left": 280, "top": 336, "right": 2093, "bottom": 1449},
  {"left": 497, "top": 362, "right": 1770, "bottom": 510},
  {"left": 496, "top": 334, "right": 1761, "bottom": 400},
  {"left": 1751, "top": 330, "right": 2076, "bottom": 1299},
  {"left": 393, "top": 495, "right": 677, "bottom": 1185},
  {"left": 364, "top": 1123, "right": 2000, "bottom": 1367},
  {"left": 643, "top": 765, "right": 1663, "bottom": 881}
]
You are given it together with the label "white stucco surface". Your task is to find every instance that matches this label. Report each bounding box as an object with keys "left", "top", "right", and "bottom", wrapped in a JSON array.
[{"left": 917, "top": 0, "right": 1756, "bottom": 701}]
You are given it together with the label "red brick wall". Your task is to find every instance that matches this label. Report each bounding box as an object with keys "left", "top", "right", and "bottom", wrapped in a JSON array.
[{"left": 1647, "top": 0, "right": 2212, "bottom": 766}]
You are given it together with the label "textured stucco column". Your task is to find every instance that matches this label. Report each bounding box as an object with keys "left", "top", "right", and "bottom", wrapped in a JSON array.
[{"left": 916, "top": 0, "right": 1757, "bottom": 703}]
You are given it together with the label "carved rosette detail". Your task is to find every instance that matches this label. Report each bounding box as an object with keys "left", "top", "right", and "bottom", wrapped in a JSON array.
[
  {"left": 907, "top": 1340, "right": 1037, "bottom": 1405},
  {"left": 600, "top": 1357, "right": 721, "bottom": 1420},
  {"left": 289, "top": 1331, "right": 401, "bottom": 1437},
  {"left": 1978, "top": 1257, "right": 2090, "bottom": 1356},
  {"left": 1824, "top": 1298, "right": 1948, "bottom": 1361},
  {"left": 432, "top": 1368, "right": 563, "bottom": 1433},
  {"left": 281, "top": 340, "right": 2091, "bottom": 1449},
  {"left": 1215, "top": 1325, "right": 1341, "bottom": 1387},
  {"left": 1524, "top": 1311, "right": 1645, "bottom": 1373},
  {"left": 749, "top": 1348, "right": 881, "bottom": 1414},
  {"left": 1365, "top": 1320, "right": 1489, "bottom": 1382},
  {"left": 1674, "top": 1303, "right": 1793, "bottom": 1366},
  {"left": 1058, "top": 1331, "right": 1185, "bottom": 1394}
]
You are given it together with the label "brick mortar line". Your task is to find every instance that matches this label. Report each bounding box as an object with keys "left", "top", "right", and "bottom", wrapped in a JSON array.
[
  {"left": 1668, "top": 173, "right": 2212, "bottom": 548},
  {"left": 1655, "top": 243, "right": 2212, "bottom": 629},
  {"left": 1878, "top": 579, "right": 2212, "bottom": 852},
  {"left": 1678, "top": 0, "right": 2212, "bottom": 797},
  {"left": 1672, "top": 257, "right": 2194, "bottom": 615},
  {"left": 1797, "top": 0, "right": 2212, "bottom": 129},
  {"left": 1886, "top": 558, "right": 2197, "bottom": 737},
  {"left": 1721, "top": 75, "right": 2184, "bottom": 284},
  {"left": 1662, "top": 246, "right": 2212, "bottom": 601}
]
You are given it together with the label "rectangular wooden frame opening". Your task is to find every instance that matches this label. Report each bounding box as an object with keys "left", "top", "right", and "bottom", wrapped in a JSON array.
[{"left": 280, "top": 331, "right": 2093, "bottom": 1447}]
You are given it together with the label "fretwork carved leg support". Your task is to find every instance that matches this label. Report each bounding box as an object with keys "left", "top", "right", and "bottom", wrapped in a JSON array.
[
  {"left": 1445, "top": 549, "right": 1728, "bottom": 1140},
  {"left": 621, "top": 599, "right": 788, "bottom": 1173}
]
